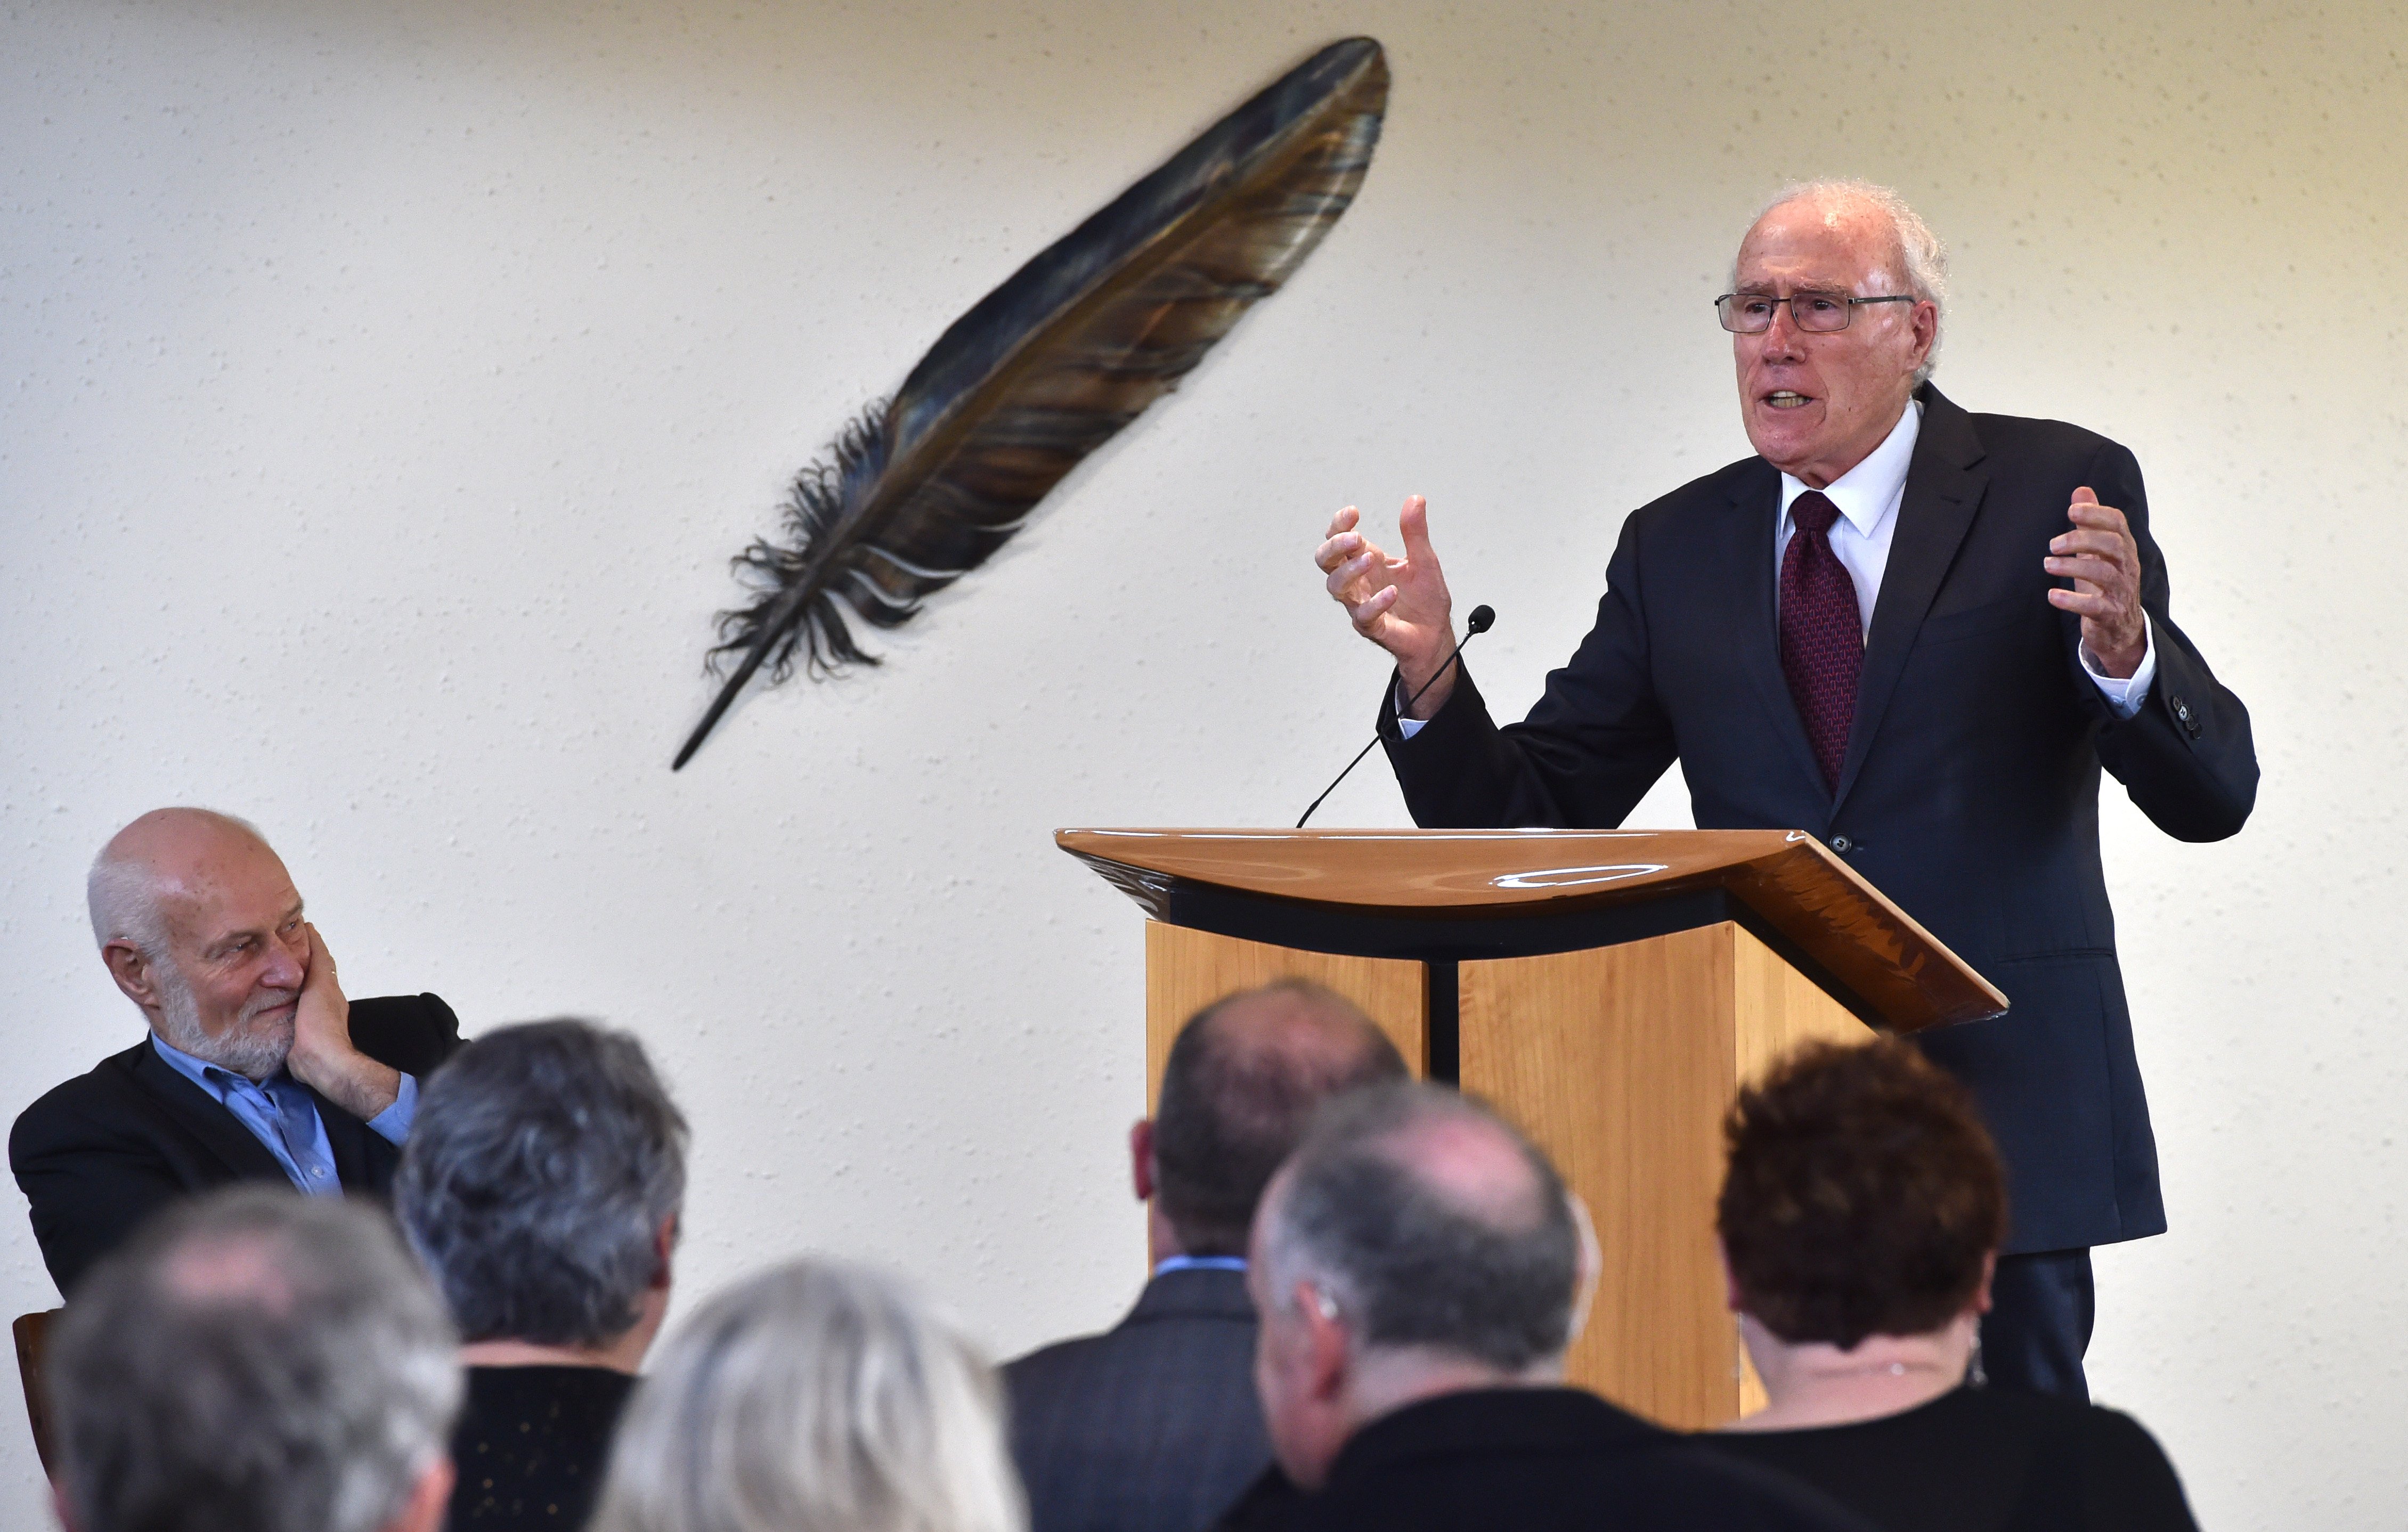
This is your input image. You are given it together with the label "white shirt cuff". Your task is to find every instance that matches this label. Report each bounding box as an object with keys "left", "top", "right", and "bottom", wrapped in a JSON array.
[
  {"left": 1395, "top": 679, "right": 1428, "bottom": 739},
  {"left": 2081, "top": 613, "right": 2157, "bottom": 719}
]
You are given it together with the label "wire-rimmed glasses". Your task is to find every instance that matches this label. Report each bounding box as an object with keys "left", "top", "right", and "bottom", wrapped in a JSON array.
[{"left": 1715, "top": 291, "right": 1915, "bottom": 333}]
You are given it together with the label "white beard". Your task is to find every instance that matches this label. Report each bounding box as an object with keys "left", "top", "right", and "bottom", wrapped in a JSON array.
[{"left": 154, "top": 965, "right": 295, "bottom": 1081}]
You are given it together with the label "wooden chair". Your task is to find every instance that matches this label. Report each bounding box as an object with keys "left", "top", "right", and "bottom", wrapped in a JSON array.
[{"left": 13, "top": 1310, "right": 57, "bottom": 1476}]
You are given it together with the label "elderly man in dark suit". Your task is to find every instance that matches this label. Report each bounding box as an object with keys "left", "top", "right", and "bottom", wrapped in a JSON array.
[
  {"left": 1217, "top": 1082, "right": 1867, "bottom": 1531},
  {"left": 11, "top": 808, "right": 461, "bottom": 1294},
  {"left": 1313, "top": 179, "right": 2257, "bottom": 1399},
  {"left": 1006, "top": 980, "right": 1406, "bottom": 1532}
]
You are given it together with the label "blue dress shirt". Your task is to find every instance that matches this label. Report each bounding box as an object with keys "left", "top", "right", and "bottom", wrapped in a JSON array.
[
  {"left": 1152, "top": 1254, "right": 1249, "bottom": 1277},
  {"left": 150, "top": 1034, "right": 417, "bottom": 1195}
]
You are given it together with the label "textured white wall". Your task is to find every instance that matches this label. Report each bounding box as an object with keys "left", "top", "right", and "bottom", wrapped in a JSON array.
[{"left": 3, "top": 1, "right": 2400, "bottom": 1525}]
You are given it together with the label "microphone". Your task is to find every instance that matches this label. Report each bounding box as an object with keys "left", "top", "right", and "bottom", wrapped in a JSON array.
[{"left": 1296, "top": 605, "right": 1495, "bottom": 829}]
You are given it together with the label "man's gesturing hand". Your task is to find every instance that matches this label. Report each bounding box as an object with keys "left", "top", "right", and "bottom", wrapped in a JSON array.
[
  {"left": 287, "top": 924, "right": 402, "bottom": 1123},
  {"left": 1317, "top": 496, "right": 1460, "bottom": 718},
  {"left": 2045, "top": 487, "right": 2147, "bottom": 680}
]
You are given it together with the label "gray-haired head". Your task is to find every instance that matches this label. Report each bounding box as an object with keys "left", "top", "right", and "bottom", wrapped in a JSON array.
[
  {"left": 85, "top": 808, "right": 269, "bottom": 957},
  {"left": 1257, "top": 1081, "right": 1581, "bottom": 1373},
  {"left": 395, "top": 1018, "right": 688, "bottom": 1348},
  {"left": 589, "top": 1257, "right": 1025, "bottom": 1532},
  {"left": 1153, "top": 979, "right": 1409, "bottom": 1256},
  {"left": 1738, "top": 178, "right": 1949, "bottom": 383},
  {"left": 46, "top": 1186, "right": 460, "bottom": 1532}
]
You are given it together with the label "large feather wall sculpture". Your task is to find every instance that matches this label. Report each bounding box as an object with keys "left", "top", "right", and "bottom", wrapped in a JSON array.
[{"left": 672, "top": 37, "right": 1389, "bottom": 769}]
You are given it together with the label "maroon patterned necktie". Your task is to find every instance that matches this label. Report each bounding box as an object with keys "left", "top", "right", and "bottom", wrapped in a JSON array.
[{"left": 1779, "top": 490, "right": 1862, "bottom": 792}]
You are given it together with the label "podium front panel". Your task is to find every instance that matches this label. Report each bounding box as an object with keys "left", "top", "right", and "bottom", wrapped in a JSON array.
[{"left": 1459, "top": 920, "right": 1869, "bottom": 1429}]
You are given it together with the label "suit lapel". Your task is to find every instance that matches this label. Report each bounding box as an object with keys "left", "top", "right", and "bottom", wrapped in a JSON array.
[
  {"left": 1721, "top": 461, "right": 1831, "bottom": 804},
  {"left": 1831, "top": 386, "right": 1991, "bottom": 812},
  {"left": 126, "top": 1040, "right": 292, "bottom": 1183}
]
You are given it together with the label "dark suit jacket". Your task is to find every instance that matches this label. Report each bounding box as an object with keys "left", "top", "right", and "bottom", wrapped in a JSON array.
[
  {"left": 1006, "top": 1266, "right": 1270, "bottom": 1532},
  {"left": 1214, "top": 1387, "right": 1873, "bottom": 1532},
  {"left": 10, "top": 993, "right": 463, "bottom": 1295},
  {"left": 1381, "top": 386, "right": 2256, "bottom": 1253}
]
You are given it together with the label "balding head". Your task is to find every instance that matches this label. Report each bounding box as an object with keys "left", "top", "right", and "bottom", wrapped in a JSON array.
[
  {"left": 88, "top": 808, "right": 277, "bottom": 952},
  {"left": 1257, "top": 1082, "right": 1581, "bottom": 1372},
  {"left": 1150, "top": 981, "right": 1408, "bottom": 1256},
  {"left": 88, "top": 809, "right": 310, "bottom": 1079},
  {"left": 1247, "top": 1083, "right": 1585, "bottom": 1489}
]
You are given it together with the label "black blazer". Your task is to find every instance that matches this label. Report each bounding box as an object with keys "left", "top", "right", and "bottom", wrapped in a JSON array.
[
  {"left": 1381, "top": 386, "right": 2256, "bottom": 1253},
  {"left": 1700, "top": 1384, "right": 2200, "bottom": 1531},
  {"left": 1006, "top": 1266, "right": 1270, "bottom": 1532},
  {"left": 10, "top": 993, "right": 464, "bottom": 1295},
  {"left": 1215, "top": 1387, "right": 1873, "bottom": 1531}
]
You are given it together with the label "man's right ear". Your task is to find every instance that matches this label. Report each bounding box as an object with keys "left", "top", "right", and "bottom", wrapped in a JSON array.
[
  {"left": 101, "top": 940, "right": 158, "bottom": 1008},
  {"left": 1129, "top": 1118, "right": 1157, "bottom": 1203}
]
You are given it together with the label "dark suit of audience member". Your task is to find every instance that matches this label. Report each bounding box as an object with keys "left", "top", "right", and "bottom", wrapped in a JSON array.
[
  {"left": 1702, "top": 1037, "right": 2198, "bottom": 1530},
  {"left": 1010, "top": 1266, "right": 1264, "bottom": 1532},
  {"left": 1226, "top": 1082, "right": 1867, "bottom": 1532},
  {"left": 11, "top": 808, "right": 461, "bottom": 1295},
  {"left": 1006, "top": 980, "right": 1408, "bottom": 1532},
  {"left": 1219, "top": 1389, "right": 1873, "bottom": 1532},
  {"left": 1707, "top": 1387, "right": 2195, "bottom": 1532},
  {"left": 393, "top": 1018, "right": 688, "bottom": 1532},
  {"left": 450, "top": 1366, "right": 639, "bottom": 1531}
]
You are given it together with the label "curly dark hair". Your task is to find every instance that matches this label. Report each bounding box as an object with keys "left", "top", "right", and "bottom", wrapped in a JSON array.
[{"left": 1716, "top": 1038, "right": 2007, "bottom": 1349}]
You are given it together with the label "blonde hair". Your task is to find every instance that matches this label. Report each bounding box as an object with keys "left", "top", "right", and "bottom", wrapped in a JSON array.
[{"left": 590, "top": 1258, "right": 1025, "bottom": 1532}]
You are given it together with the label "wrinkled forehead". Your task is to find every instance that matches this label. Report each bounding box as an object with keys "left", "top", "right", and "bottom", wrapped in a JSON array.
[
  {"left": 158, "top": 836, "right": 303, "bottom": 943},
  {"left": 1734, "top": 199, "right": 1896, "bottom": 291}
]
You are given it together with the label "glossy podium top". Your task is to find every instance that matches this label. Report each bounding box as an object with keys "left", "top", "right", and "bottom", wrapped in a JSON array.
[{"left": 1057, "top": 827, "right": 2005, "bottom": 1032}]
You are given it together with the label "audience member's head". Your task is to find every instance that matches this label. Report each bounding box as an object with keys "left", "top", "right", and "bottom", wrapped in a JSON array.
[
  {"left": 395, "top": 1018, "right": 687, "bottom": 1368},
  {"left": 86, "top": 807, "right": 312, "bottom": 1080},
  {"left": 1716, "top": 1038, "right": 2007, "bottom": 1397},
  {"left": 1249, "top": 1081, "right": 1585, "bottom": 1489},
  {"left": 590, "top": 1258, "right": 1024, "bottom": 1532},
  {"left": 46, "top": 1186, "right": 460, "bottom": 1532},
  {"left": 1140, "top": 979, "right": 1408, "bottom": 1260}
]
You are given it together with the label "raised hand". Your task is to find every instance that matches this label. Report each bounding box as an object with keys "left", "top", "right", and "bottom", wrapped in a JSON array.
[
  {"left": 286, "top": 924, "right": 401, "bottom": 1122},
  {"left": 1316, "top": 495, "right": 1460, "bottom": 717},
  {"left": 2045, "top": 488, "right": 2147, "bottom": 679}
]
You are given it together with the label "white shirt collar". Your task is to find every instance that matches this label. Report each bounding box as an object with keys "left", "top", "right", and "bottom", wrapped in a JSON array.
[{"left": 1779, "top": 397, "right": 1923, "bottom": 537}]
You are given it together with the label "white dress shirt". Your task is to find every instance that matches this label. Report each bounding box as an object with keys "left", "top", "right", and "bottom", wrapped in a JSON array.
[{"left": 1400, "top": 400, "right": 2154, "bottom": 737}]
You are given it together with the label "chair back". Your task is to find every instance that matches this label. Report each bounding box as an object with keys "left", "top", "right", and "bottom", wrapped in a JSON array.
[{"left": 13, "top": 1309, "right": 58, "bottom": 1476}]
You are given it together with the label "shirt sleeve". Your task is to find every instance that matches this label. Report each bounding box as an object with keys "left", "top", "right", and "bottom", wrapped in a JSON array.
[
  {"left": 364, "top": 1071, "right": 418, "bottom": 1145},
  {"left": 2081, "top": 613, "right": 2157, "bottom": 719},
  {"left": 1396, "top": 678, "right": 1429, "bottom": 739}
]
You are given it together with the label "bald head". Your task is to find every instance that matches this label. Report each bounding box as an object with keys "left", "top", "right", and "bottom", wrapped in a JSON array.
[
  {"left": 88, "top": 808, "right": 278, "bottom": 954},
  {"left": 1257, "top": 1082, "right": 1581, "bottom": 1373},
  {"left": 88, "top": 809, "right": 310, "bottom": 1078},
  {"left": 1151, "top": 981, "right": 1408, "bottom": 1256}
]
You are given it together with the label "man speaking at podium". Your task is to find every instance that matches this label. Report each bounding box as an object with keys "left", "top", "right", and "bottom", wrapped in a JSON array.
[{"left": 1313, "top": 180, "right": 2257, "bottom": 1399}]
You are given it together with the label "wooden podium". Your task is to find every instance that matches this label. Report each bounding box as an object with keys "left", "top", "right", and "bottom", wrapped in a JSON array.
[{"left": 1058, "top": 827, "right": 2005, "bottom": 1430}]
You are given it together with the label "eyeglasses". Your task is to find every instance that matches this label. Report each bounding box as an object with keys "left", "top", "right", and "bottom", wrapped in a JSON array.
[{"left": 1715, "top": 291, "right": 1915, "bottom": 334}]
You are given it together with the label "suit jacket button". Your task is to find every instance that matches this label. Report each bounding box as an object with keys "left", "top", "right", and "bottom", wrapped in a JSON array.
[{"left": 1829, "top": 835, "right": 1852, "bottom": 853}]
